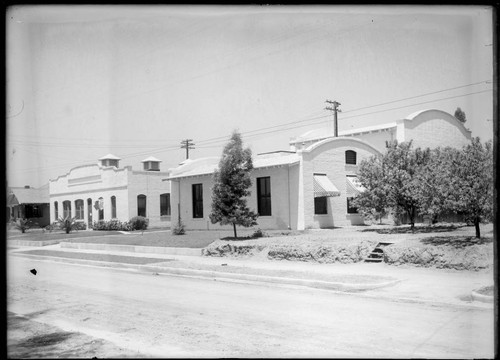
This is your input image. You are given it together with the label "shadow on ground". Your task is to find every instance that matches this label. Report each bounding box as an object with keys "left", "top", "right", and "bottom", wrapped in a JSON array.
[
  {"left": 360, "top": 224, "right": 464, "bottom": 234},
  {"left": 420, "top": 235, "right": 493, "bottom": 248}
]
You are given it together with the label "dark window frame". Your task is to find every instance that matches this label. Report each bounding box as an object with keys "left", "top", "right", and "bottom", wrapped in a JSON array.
[
  {"left": 257, "top": 177, "right": 272, "bottom": 216},
  {"left": 192, "top": 184, "right": 203, "bottom": 218},
  {"left": 63, "top": 200, "right": 71, "bottom": 219},
  {"left": 137, "top": 194, "right": 147, "bottom": 218},
  {"left": 111, "top": 196, "right": 117, "bottom": 219},
  {"left": 160, "top": 193, "right": 171, "bottom": 216},
  {"left": 75, "top": 199, "right": 84, "bottom": 220},
  {"left": 345, "top": 150, "right": 357, "bottom": 165},
  {"left": 314, "top": 196, "right": 328, "bottom": 215},
  {"left": 347, "top": 197, "right": 359, "bottom": 214}
]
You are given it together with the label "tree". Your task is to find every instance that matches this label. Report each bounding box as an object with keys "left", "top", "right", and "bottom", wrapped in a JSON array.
[
  {"left": 354, "top": 141, "right": 430, "bottom": 229},
  {"left": 209, "top": 131, "right": 258, "bottom": 238},
  {"left": 445, "top": 138, "right": 493, "bottom": 238},
  {"left": 352, "top": 156, "right": 389, "bottom": 224},
  {"left": 414, "top": 146, "right": 461, "bottom": 223},
  {"left": 454, "top": 107, "right": 467, "bottom": 123}
]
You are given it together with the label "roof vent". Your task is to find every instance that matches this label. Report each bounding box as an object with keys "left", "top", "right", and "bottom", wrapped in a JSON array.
[
  {"left": 141, "top": 156, "right": 162, "bottom": 171},
  {"left": 98, "top": 153, "right": 121, "bottom": 168}
]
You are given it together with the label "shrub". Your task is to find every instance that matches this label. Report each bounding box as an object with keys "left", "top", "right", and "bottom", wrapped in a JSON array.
[
  {"left": 172, "top": 219, "right": 186, "bottom": 235},
  {"left": 92, "top": 219, "right": 133, "bottom": 231},
  {"left": 57, "top": 216, "right": 78, "bottom": 234},
  {"left": 74, "top": 221, "right": 87, "bottom": 231},
  {"left": 129, "top": 216, "right": 149, "bottom": 231},
  {"left": 252, "top": 228, "right": 266, "bottom": 238},
  {"left": 14, "top": 218, "right": 30, "bottom": 233}
]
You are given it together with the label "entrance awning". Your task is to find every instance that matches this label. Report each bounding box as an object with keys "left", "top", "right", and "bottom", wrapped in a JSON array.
[
  {"left": 313, "top": 174, "right": 340, "bottom": 198},
  {"left": 346, "top": 176, "right": 366, "bottom": 197}
]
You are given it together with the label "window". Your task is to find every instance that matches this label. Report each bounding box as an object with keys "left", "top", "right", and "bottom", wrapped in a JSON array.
[
  {"left": 75, "top": 199, "right": 84, "bottom": 220},
  {"left": 87, "top": 198, "right": 92, "bottom": 224},
  {"left": 63, "top": 200, "right": 71, "bottom": 218},
  {"left": 111, "top": 196, "right": 117, "bottom": 218},
  {"left": 345, "top": 150, "right": 357, "bottom": 165},
  {"left": 137, "top": 195, "right": 147, "bottom": 217},
  {"left": 54, "top": 201, "right": 58, "bottom": 220},
  {"left": 257, "top": 177, "right": 272, "bottom": 216},
  {"left": 314, "top": 197, "right": 328, "bottom": 215},
  {"left": 192, "top": 184, "right": 203, "bottom": 218},
  {"left": 98, "top": 197, "right": 104, "bottom": 220},
  {"left": 160, "top": 193, "right": 171, "bottom": 216},
  {"left": 347, "top": 197, "right": 358, "bottom": 214}
]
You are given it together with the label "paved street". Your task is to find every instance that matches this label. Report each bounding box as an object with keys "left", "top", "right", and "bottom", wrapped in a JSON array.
[{"left": 7, "top": 255, "right": 494, "bottom": 358}]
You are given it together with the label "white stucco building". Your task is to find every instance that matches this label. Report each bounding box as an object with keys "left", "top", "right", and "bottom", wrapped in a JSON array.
[
  {"left": 49, "top": 154, "right": 171, "bottom": 229},
  {"left": 165, "top": 109, "right": 472, "bottom": 232}
]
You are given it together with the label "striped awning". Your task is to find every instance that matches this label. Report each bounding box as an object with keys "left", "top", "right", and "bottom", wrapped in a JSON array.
[
  {"left": 313, "top": 174, "right": 340, "bottom": 198},
  {"left": 346, "top": 176, "right": 366, "bottom": 197}
]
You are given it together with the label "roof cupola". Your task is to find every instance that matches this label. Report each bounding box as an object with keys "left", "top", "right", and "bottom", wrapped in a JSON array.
[
  {"left": 141, "top": 156, "right": 162, "bottom": 171},
  {"left": 98, "top": 154, "right": 121, "bottom": 168}
]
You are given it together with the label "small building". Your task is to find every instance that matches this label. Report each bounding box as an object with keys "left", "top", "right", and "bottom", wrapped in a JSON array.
[
  {"left": 7, "top": 184, "right": 50, "bottom": 227},
  {"left": 49, "top": 154, "right": 171, "bottom": 229},
  {"left": 165, "top": 109, "right": 472, "bottom": 231}
]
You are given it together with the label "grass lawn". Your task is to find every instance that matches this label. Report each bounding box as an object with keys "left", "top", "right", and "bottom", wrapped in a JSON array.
[{"left": 7, "top": 222, "right": 493, "bottom": 249}]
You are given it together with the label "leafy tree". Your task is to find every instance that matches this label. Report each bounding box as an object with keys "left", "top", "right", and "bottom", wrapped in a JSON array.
[
  {"left": 454, "top": 107, "right": 467, "bottom": 123},
  {"left": 445, "top": 138, "right": 493, "bottom": 238},
  {"left": 352, "top": 156, "right": 389, "bottom": 224},
  {"left": 414, "top": 146, "right": 460, "bottom": 223},
  {"left": 209, "top": 131, "right": 258, "bottom": 238},
  {"left": 354, "top": 141, "right": 430, "bottom": 229}
]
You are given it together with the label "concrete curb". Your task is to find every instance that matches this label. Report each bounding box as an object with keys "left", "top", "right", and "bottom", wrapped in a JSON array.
[
  {"left": 8, "top": 239, "right": 61, "bottom": 247},
  {"left": 11, "top": 252, "right": 399, "bottom": 293},
  {"left": 60, "top": 242, "right": 202, "bottom": 256}
]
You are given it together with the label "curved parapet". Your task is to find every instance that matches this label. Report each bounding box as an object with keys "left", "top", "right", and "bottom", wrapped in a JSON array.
[{"left": 397, "top": 109, "right": 472, "bottom": 149}]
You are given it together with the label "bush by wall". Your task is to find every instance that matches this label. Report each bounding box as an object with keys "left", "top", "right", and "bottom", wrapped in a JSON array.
[
  {"left": 129, "top": 216, "right": 149, "bottom": 231},
  {"left": 92, "top": 219, "right": 133, "bottom": 231}
]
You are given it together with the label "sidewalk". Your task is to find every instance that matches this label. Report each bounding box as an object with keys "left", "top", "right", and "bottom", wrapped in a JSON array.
[{"left": 8, "top": 242, "right": 494, "bottom": 310}]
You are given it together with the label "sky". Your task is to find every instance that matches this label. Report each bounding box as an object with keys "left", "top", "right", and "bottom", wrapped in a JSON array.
[{"left": 6, "top": 5, "right": 494, "bottom": 188}]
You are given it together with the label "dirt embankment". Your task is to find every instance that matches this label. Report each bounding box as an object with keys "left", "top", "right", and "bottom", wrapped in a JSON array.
[
  {"left": 202, "top": 236, "right": 494, "bottom": 271},
  {"left": 383, "top": 243, "right": 494, "bottom": 271},
  {"left": 202, "top": 239, "right": 378, "bottom": 264}
]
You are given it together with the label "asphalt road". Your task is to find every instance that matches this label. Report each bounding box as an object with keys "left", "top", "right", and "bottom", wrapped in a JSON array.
[{"left": 7, "top": 255, "right": 494, "bottom": 358}]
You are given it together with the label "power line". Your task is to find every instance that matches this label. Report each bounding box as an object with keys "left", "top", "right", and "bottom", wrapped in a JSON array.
[
  {"left": 8, "top": 86, "right": 493, "bottom": 175},
  {"left": 342, "top": 81, "right": 491, "bottom": 114}
]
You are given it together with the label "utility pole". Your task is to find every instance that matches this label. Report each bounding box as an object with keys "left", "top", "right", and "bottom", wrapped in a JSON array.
[
  {"left": 180, "top": 139, "right": 195, "bottom": 159},
  {"left": 325, "top": 100, "right": 341, "bottom": 137}
]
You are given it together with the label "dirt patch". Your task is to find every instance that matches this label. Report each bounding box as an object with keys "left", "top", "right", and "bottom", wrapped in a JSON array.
[
  {"left": 7, "top": 312, "right": 145, "bottom": 358},
  {"left": 203, "top": 239, "right": 378, "bottom": 264},
  {"left": 383, "top": 243, "right": 494, "bottom": 271}
]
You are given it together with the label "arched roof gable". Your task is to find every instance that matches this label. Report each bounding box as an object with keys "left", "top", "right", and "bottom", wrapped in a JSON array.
[
  {"left": 404, "top": 109, "right": 471, "bottom": 134},
  {"left": 303, "top": 136, "right": 382, "bottom": 156}
]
